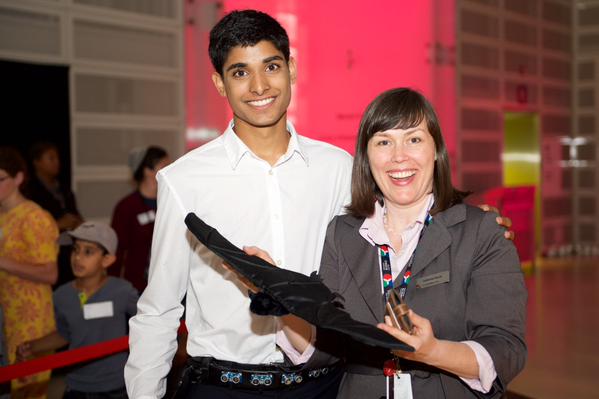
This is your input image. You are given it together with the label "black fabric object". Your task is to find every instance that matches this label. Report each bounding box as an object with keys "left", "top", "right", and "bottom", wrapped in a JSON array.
[
  {"left": 184, "top": 213, "right": 413, "bottom": 351},
  {"left": 249, "top": 292, "right": 289, "bottom": 316}
]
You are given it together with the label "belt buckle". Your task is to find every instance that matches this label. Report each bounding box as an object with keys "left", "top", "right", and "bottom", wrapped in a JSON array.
[
  {"left": 308, "top": 367, "right": 329, "bottom": 378},
  {"left": 250, "top": 373, "right": 274, "bottom": 386},
  {"left": 220, "top": 371, "right": 242, "bottom": 384},
  {"left": 281, "top": 372, "right": 303, "bottom": 385}
]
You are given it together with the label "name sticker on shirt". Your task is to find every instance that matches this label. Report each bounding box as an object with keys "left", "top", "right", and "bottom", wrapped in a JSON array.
[
  {"left": 393, "top": 373, "right": 413, "bottom": 399},
  {"left": 415, "top": 271, "right": 450, "bottom": 289},
  {"left": 137, "top": 210, "right": 156, "bottom": 226},
  {"left": 83, "top": 301, "right": 114, "bottom": 320}
]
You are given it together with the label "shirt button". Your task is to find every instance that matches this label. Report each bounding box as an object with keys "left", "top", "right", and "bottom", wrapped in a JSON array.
[
  {"left": 274, "top": 214, "right": 279, "bottom": 220},
  {"left": 276, "top": 259, "right": 282, "bottom": 266},
  {"left": 268, "top": 169, "right": 274, "bottom": 175}
]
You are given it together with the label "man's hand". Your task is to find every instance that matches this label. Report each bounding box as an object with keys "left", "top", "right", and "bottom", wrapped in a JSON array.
[
  {"left": 243, "top": 246, "right": 275, "bottom": 265},
  {"left": 222, "top": 246, "right": 275, "bottom": 293},
  {"left": 478, "top": 204, "right": 515, "bottom": 241}
]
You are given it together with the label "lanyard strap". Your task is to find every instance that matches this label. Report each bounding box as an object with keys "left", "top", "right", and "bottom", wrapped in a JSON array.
[{"left": 378, "top": 213, "right": 432, "bottom": 301}]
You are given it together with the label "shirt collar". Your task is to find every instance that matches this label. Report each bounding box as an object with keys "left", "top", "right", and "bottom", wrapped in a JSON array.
[
  {"left": 222, "top": 120, "right": 309, "bottom": 170},
  {"left": 359, "top": 193, "right": 434, "bottom": 247}
]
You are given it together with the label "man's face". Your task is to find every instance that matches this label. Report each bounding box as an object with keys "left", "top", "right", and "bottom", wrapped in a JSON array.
[{"left": 212, "top": 40, "right": 296, "bottom": 131}]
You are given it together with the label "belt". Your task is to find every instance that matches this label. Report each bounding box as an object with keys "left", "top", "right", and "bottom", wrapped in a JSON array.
[{"left": 186, "top": 357, "right": 341, "bottom": 391}]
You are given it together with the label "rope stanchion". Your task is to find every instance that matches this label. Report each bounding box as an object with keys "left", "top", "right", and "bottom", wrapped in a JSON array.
[
  {"left": 0, "top": 336, "right": 128, "bottom": 383},
  {"left": 0, "top": 320, "right": 188, "bottom": 383}
]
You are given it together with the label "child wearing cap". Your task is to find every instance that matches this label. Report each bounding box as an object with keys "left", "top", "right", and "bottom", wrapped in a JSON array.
[{"left": 17, "top": 222, "right": 138, "bottom": 398}]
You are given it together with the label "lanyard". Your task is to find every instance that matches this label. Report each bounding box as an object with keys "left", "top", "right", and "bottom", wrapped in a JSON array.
[{"left": 378, "top": 213, "right": 432, "bottom": 301}]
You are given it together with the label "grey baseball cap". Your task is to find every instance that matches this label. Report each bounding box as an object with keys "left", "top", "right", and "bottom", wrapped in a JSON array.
[
  {"left": 68, "top": 221, "right": 118, "bottom": 255},
  {"left": 128, "top": 146, "right": 148, "bottom": 175}
]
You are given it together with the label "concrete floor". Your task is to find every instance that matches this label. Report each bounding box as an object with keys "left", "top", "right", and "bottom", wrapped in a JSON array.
[{"left": 509, "top": 257, "right": 599, "bottom": 399}]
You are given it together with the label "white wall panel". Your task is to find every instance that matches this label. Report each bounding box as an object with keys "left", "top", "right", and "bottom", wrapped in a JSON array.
[
  {"left": 74, "top": 0, "right": 176, "bottom": 20},
  {"left": 75, "top": 126, "right": 179, "bottom": 167},
  {"left": 0, "top": 6, "right": 61, "bottom": 56},
  {"left": 0, "top": 0, "right": 184, "bottom": 221},
  {"left": 74, "top": 73, "right": 178, "bottom": 116},
  {"left": 73, "top": 19, "right": 177, "bottom": 68}
]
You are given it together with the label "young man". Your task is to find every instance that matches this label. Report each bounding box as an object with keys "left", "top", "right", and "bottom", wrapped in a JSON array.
[
  {"left": 125, "top": 9, "right": 353, "bottom": 399},
  {"left": 18, "top": 222, "right": 138, "bottom": 398}
]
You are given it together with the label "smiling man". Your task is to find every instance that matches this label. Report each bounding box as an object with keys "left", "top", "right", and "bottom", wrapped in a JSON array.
[{"left": 124, "top": 10, "right": 353, "bottom": 399}]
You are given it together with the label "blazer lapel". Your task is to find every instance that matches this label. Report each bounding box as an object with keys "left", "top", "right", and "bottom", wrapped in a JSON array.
[
  {"left": 409, "top": 221, "right": 451, "bottom": 278},
  {"left": 409, "top": 204, "right": 466, "bottom": 278},
  {"left": 339, "top": 219, "right": 385, "bottom": 322}
]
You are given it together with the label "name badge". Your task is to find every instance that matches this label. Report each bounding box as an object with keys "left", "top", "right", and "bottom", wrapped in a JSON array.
[
  {"left": 394, "top": 373, "right": 413, "bottom": 398},
  {"left": 83, "top": 301, "right": 114, "bottom": 320},
  {"left": 415, "top": 271, "right": 450, "bottom": 288},
  {"left": 137, "top": 210, "right": 156, "bottom": 226}
]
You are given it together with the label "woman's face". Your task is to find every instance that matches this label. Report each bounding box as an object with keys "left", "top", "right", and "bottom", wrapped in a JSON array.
[
  {"left": 366, "top": 119, "right": 436, "bottom": 209},
  {"left": 0, "top": 169, "right": 23, "bottom": 203},
  {"left": 34, "top": 148, "right": 60, "bottom": 177}
]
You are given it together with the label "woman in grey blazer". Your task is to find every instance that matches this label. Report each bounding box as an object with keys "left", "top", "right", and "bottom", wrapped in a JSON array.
[{"left": 311, "top": 88, "right": 527, "bottom": 398}]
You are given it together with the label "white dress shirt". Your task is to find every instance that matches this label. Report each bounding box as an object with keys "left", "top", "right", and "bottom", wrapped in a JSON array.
[{"left": 125, "top": 121, "right": 353, "bottom": 398}]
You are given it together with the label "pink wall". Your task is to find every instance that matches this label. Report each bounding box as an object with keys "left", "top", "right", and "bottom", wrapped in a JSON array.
[{"left": 186, "top": 0, "right": 455, "bottom": 157}]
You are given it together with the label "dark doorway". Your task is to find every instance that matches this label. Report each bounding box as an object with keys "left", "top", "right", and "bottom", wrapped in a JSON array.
[{"left": 0, "top": 59, "right": 71, "bottom": 186}]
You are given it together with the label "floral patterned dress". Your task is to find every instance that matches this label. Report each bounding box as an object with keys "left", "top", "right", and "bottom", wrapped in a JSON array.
[{"left": 0, "top": 200, "right": 58, "bottom": 398}]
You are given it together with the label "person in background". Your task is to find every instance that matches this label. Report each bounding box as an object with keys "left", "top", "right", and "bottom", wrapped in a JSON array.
[
  {"left": 109, "top": 146, "right": 170, "bottom": 292},
  {"left": 25, "top": 141, "right": 83, "bottom": 232},
  {"left": 18, "top": 221, "right": 138, "bottom": 399},
  {"left": 0, "top": 146, "right": 58, "bottom": 399},
  {"left": 25, "top": 141, "right": 83, "bottom": 288}
]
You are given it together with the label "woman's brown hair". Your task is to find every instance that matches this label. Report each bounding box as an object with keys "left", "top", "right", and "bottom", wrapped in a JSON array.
[{"left": 0, "top": 146, "right": 27, "bottom": 178}]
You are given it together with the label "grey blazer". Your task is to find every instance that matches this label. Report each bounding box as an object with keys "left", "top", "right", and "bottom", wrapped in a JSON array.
[{"left": 309, "top": 204, "right": 527, "bottom": 399}]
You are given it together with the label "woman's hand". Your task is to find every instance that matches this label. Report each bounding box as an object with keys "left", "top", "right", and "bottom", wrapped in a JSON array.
[
  {"left": 16, "top": 341, "right": 33, "bottom": 362},
  {"left": 0, "top": 257, "right": 57, "bottom": 285},
  {"left": 378, "top": 310, "right": 440, "bottom": 365},
  {"left": 378, "top": 310, "right": 480, "bottom": 379}
]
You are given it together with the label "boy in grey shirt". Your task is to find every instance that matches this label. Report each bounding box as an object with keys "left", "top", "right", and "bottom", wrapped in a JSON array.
[{"left": 18, "top": 222, "right": 138, "bottom": 398}]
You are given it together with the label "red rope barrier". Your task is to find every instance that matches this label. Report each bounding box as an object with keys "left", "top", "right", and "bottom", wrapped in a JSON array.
[
  {"left": 0, "top": 336, "right": 128, "bottom": 383},
  {"left": 0, "top": 320, "right": 187, "bottom": 382}
]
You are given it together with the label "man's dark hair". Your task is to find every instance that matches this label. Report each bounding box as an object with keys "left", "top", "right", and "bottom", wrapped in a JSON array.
[
  {"left": 209, "top": 9, "right": 290, "bottom": 75},
  {"left": 347, "top": 88, "right": 469, "bottom": 218},
  {"left": 133, "top": 146, "right": 168, "bottom": 183}
]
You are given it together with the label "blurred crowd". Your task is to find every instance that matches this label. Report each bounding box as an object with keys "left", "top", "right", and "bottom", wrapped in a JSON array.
[{"left": 0, "top": 143, "right": 170, "bottom": 398}]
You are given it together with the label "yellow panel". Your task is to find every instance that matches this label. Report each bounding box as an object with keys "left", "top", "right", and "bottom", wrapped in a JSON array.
[{"left": 503, "top": 112, "right": 541, "bottom": 260}]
